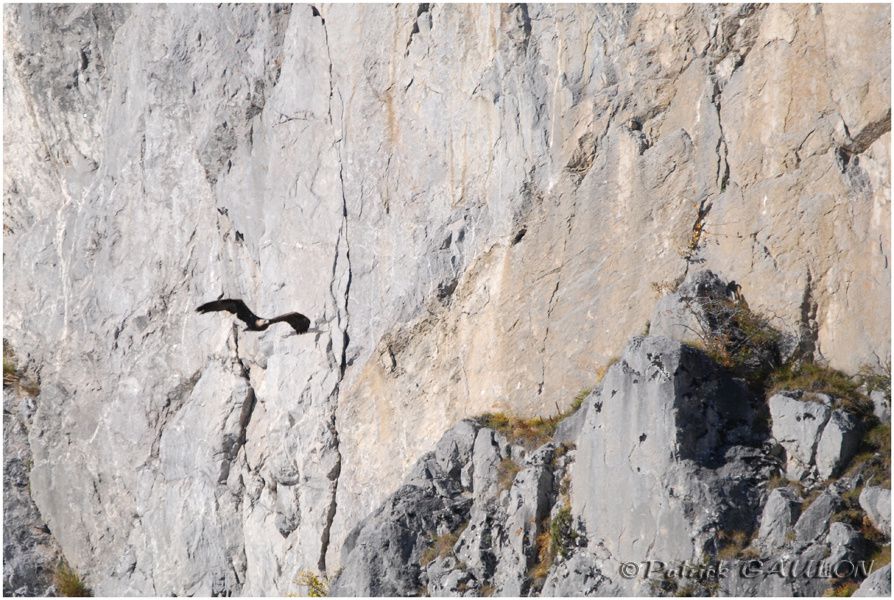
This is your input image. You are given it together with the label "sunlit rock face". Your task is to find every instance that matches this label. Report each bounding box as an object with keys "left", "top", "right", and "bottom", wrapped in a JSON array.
[{"left": 3, "top": 3, "right": 889, "bottom": 595}]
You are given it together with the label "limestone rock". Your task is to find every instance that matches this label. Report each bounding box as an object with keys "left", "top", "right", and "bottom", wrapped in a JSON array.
[
  {"left": 648, "top": 270, "right": 738, "bottom": 344},
  {"left": 859, "top": 487, "right": 892, "bottom": 537},
  {"left": 870, "top": 389, "right": 891, "bottom": 423},
  {"left": 757, "top": 487, "right": 802, "bottom": 550},
  {"left": 331, "top": 442, "right": 473, "bottom": 596},
  {"left": 540, "top": 553, "right": 616, "bottom": 597},
  {"left": 572, "top": 336, "right": 768, "bottom": 566},
  {"left": 824, "top": 522, "right": 863, "bottom": 567},
  {"left": 2, "top": 3, "right": 890, "bottom": 594},
  {"left": 854, "top": 565, "right": 892, "bottom": 597},
  {"left": 815, "top": 410, "right": 862, "bottom": 479},
  {"left": 794, "top": 491, "right": 842, "bottom": 543},
  {"left": 491, "top": 445, "right": 555, "bottom": 596},
  {"left": 769, "top": 392, "right": 833, "bottom": 480},
  {"left": 3, "top": 389, "right": 62, "bottom": 597}
]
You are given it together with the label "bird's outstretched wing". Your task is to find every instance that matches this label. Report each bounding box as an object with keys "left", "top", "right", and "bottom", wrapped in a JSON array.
[
  {"left": 196, "top": 299, "right": 258, "bottom": 327},
  {"left": 268, "top": 312, "right": 311, "bottom": 335}
]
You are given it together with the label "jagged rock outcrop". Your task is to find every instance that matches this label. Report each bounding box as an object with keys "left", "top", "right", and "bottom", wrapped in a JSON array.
[
  {"left": 331, "top": 325, "right": 891, "bottom": 597},
  {"left": 571, "top": 336, "right": 769, "bottom": 566},
  {"left": 3, "top": 3, "right": 890, "bottom": 595},
  {"left": 860, "top": 487, "right": 892, "bottom": 538},
  {"left": 756, "top": 487, "right": 801, "bottom": 551},
  {"left": 3, "top": 388, "right": 62, "bottom": 597}
]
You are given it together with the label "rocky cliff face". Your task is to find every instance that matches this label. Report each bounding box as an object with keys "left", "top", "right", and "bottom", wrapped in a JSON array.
[
  {"left": 2, "top": 3, "right": 890, "bottom": 596},
  {"left": 329, "top": 273, "right": 891, "bottom": 597}
]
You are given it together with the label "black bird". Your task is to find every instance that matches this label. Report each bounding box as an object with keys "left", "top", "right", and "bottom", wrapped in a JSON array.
[{"left": 196, "top": 299, "right": 311, "bottom": 335}]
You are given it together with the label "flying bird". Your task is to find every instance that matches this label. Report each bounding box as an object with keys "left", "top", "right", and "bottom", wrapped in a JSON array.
[{"left": 196, "top": 299, "right": 311, "bottom": 335}]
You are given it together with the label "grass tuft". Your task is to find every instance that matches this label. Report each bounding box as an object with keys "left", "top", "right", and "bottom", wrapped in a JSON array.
[
  {"left": 570, "top": 388, "right": 592, "bottom": 412},
  {"left": 715, "top": 530, "right": 757, "bottom": 561},
  {"left": 3, "top": 343, "right": 40, "bottom": 396},
  {"left": 54, "top": 562, "right": 91, "bottom": 597},
  {"left": 770, "top": 362, "right": 872, "bottom": 416},
  {"left": 594, "top": 356, "right": 620, "bottom": 384},
  {"left": 419, "top": 522, "right": 467, "bottom": 568},
  {"left": 497, "top": 458, "right": 522, "bottom": 491},
  {"left": 678, "top": 295, "right": 783, "bottom": 388},
  {"left": 475, "top": 413, "right": 558, "bottom": 449},
  {"left": 841, "top": 423, "right": 890, "bottom": 488},
  {"left": 824, "top": 581, "right": 859, "bottom": 597},
  {"left": 868, "top": 544, "right": 891, "bottom": 573},
  {"left": 857, "top": 363, "right": 891, "bottom": 402}
]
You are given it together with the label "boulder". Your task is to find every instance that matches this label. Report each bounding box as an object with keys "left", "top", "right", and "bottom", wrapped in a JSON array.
[
  {"left": 540, "top": 553, "right": 617, "bottom": 596},
  {"left": 757, "top": 487, "right": 801, "bottom": 549},
  {"left": 425, "top": 556, "right": 479, "bottom": 597},
  {"left": 648, "top": 270, "right": 733, "bottom": 343},
  {"left": 769, "top": 392, "right": 832, "bottom": 480},
  {"left": 869, "top": 389, "right": 891, "bottom": 423},
  {"left": 854, "top": 565, "right": 892, "bottom": 597},
  {"left": 794, "top": 491, "right": 842, "bottom": 543},
  {"left": 859, "top": 487, "right": 891, "bottom": 537},
  {"left": 824, "top": 521, "right": 863, "bottom": 566},
  {"left": 572, "top": 335, "right": 765, "bottom": 566},
  {"left": 815, "top": 409, "right": 862, "bottom": 479}
]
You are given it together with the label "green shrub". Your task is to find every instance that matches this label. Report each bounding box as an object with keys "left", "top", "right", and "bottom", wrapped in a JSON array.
[
  {"left": 54, "top": 562, "right": 91, "bottom": 597},
  {"left": 549, "top": 506, "right": 578, "bottom": 560},
  {"left": 295, "top": 571, "right": 329, "bottom": 597}
]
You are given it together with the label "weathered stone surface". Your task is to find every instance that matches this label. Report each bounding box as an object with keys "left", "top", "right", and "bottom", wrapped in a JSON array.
[
  {"left": 824, "top": 521, "right": 863, "bottom": 567},
  {"left": 540, "top": 553, "right": 617, "bottom": 597},
  {"left": 492, "top": 445, "right": 555, "bottom": 596},
  {"left": 3, "top": 3, "right": 890, "bottom": 595},
  {"left": 870, "top": 389, "right": 891, "bottom": 423},
  {"left": 815, "top": 409, "right": 862, "bottom": 479},
  {"left": 859, "top": 486, "right": 892, "bottom": 537},
  {"left": 425, "top": 556, "right": 479, "bottom": 597},
  {"left": 330, "top": 436, "right": 473, "bottom": 596},
  {"left": 757, "top": 487, "right": 801, "bottom": 550},
  {"left": 571, "top": 336, "right": 767, "bottom": 568},
  {"left": 854, "top": 565, "right": 892, "bottom": 597},
  {"left": 769, "top": 392, "right": 833, "bottom": 480},
  {"left": 330, "top": 330, "right": 882, "bottom": 598},
  {"left": 3, "top": 389, "right": 61, "bottom": 597},
  {"left": 794, "top": 490, "right": 842, "bottom": 543},
  {"left": 719, "top": 541, "right": 832, "bottom": 597}
]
